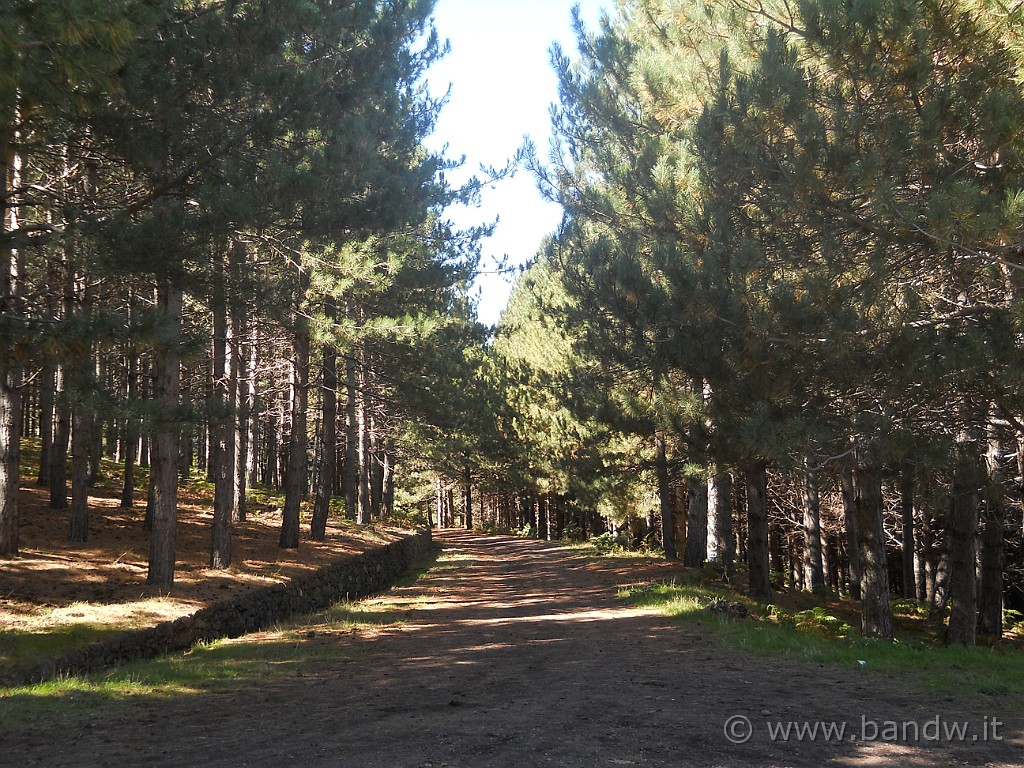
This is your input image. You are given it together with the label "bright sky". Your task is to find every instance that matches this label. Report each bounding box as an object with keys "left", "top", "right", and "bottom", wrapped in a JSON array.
[{"left": 424, "top": 0, "right": 611, "bottom": 327}]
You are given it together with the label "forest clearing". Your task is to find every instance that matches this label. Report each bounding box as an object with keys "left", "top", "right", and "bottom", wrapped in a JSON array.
[{"left": 2, "top": 531, "right": 1022, "bottom": 767}]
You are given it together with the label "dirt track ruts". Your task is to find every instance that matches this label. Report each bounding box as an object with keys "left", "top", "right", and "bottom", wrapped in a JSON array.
[{"left": 4, "top": 531, "right": 1022, "bottom": 767}]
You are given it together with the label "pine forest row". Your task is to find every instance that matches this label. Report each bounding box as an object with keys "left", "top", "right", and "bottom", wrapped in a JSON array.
[{"left": 3, "top": 0, "right": 1024, "bottom": 650}]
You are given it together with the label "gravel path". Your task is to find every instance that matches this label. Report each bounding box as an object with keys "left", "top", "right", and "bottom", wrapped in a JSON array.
[{"left": 5, "top": 531, "right": 1021, "bottom": 767}]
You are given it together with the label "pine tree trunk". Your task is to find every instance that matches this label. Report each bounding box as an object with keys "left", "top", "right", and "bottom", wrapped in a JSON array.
[
  {"left": 120, "top": 342, "right": 138, "bottom": 508},
  {"left": 978, "top": 430, "right": 1005, "bottom": 640},
  {"left": 146, "top": 281, "right": 182, "bottom": 590},
  {"left": 713, "top": 471, "right": 734, "bottom": 580},
  {"left": 311, "top": 331, "right": 337, "bottom": 541},
  {"left": 280, "top": 325, "right": 309, "bottom": 549},
  {"left": 381, "top": 442, "right": 395, "bottom": 518},
  {"left": 67, "top": 269, "right": 93, "bottom": 542},
  {"left": 854, "top": 465, "right": 893, "bottom": 640},
  {"left": 245, "top": 326, "right": 259, "bottom": 490},
  {"left": 88, "top": 353, "right": 104, "bottom": 486},
  {"left": 802, "top": 463, "right": 825, "bottom": 593},
  {"left": 899, "top": 461, "right": 917, "bottom": 599},
  {"left": 947, "top": 445, "right": 980, "bottom": 646},
  {"left": 916, "top": 509, "right": 930, "bottom": 603},
  {"left": 840, "top": 462, "right": 862, "bottom": 599},
  {"left": 0, "top": 358, "right": 19, "bottom": 556},
  {"left": 368, "top": 412, "right": 383, "bottom": 519},
  {"left": 49, "top": 374, "right": 70, "bottom": 510},
  {"left": 68, "top": 409, "right": 90, "bottom": 542},
  {"left": 0, "top": 131, "right": 21, "bottom": 556},
  {"left": 769, "top": 519, "right": 785, "bottom": 580},
  {"left": 745, "top": 463, "right": 771, "bottom": 599},
  {"left": 210, "top": 266, "right": 233, "bottom": 568},
  {"left": 463, "top": 463, "right": 472, "bottom": 530},
  {"left": 434, "top": 475, "right": 443, "bottom": 528},
  {"left": 683, "top": 476, "right": 708, "bottom": 567},
  {"left": 654, "top": 434, "right": 677, "bottom": 558},
  {"left": 36, "top": 364, "right": 54, "bottom": 487},
  {"left": 356, "top": 358, "right": 371, "bottom": 526},
  {"left": 344, "top": 351, "right": 358, "bottom": 521},
  {"left": 229, "top": 242, "right": 247, "bottom": 522}
]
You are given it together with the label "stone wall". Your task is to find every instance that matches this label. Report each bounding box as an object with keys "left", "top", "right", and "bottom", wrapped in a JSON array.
[{"left": 2, "top": 529, "right": 434, "bottom": 687}]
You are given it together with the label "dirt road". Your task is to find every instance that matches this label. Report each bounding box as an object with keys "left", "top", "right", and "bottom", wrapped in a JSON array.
[{"left": 6, "top": 532, "right": 1022, "bottom": 766}]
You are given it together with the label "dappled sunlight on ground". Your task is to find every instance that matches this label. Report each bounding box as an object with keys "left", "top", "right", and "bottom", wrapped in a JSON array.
[
  {"left": 2, "top": 530, "right": 1021, "bottom": 768},
  {"left": 0, "top": 482, "right": 412, "bottom": 645}
]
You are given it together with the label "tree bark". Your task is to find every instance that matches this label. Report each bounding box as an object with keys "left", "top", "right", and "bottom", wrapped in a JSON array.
[
  {"left": 683, "top": 476, "right": 708, "bottom": 567},
  {"left": 840, "top": 462, "right": 862, "bottom": 599},
  {"left": 712, "top": 471, "right": 734, "bottom": 580},
  {"left": 68, "top": 408, "right": 90, "bottom": 542},
  {"left": 434, "top": 475, "right": 443, "bottom": 528},
  {"left": 745, "top": 463, "right": 771, "bottom": 599},
  {"left": 854, "top": 465, "right": 893, "bottom": 640},
  {"left": 978, "top": 429, "right": 1006, "bottom": 640},
  {"left": 368, "top": 409, "right": 383, "bottom": 519},
  {"left": 68, "top": 269, "right": 93, "bottom": 542},
  {"left": 899, "top": 461, "right": 917, "bottom": 599},
  {"left": 381, "top": 441, "right": 395, "bottom": 518},
  {"left": 655, "top": 433, "right": 677, "bottom": 559},
  {"left": 210, "top": 259, "right": 233, "bottom": 568},
  {"left": 280, "top": 323, "right": 309, "bottom": 549},
  {"left": 356, "top": 355, "right": 371, "bottom": 525},
  {"left": 311, "top": 318, "right": 337, "bottom": 541},
  {"left": 463, "top": 462, "right": 472, "bottom": 530},
  {"left": 120, "top": 341, "right": 138, "bottom": 508},
  {"left": 947, "top": 445, "right": 980, "bottom": 646},
  {"left": 229, "top": 242, "right": 248, "bottom": 523},
  {"left": 49, "top": 383, "right": 69, "bottom": 507},
  {"left": 802, "top": 462, "right": 825, "bottom": 593},
  {"left": 344, "top": 348, "right": 358, "bottom": 522},
  {"left": 146, "top": 281, "right": 182, "bottom": 590},
  {"left": 0, "top": 127, "right": 22, "bottom": 555},
  {"left": 36, "top": 364, "right": 54, "bottom": 487}
]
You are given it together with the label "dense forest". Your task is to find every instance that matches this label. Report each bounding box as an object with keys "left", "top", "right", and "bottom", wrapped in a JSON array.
[{"left": 3, "top": 0, "right": 1024, "bottom": 652}]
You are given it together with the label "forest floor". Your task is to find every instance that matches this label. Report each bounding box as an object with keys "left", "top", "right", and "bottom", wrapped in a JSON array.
[
  {"left": 2, "top": 530, "right": 1022, "bottom": 767},
  {"left": 0, "top": 475, "right": 407, "bottom": 673}
]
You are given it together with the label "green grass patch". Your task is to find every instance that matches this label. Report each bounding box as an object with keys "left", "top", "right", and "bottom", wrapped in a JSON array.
[
  {"left": 0, "top": 624, "right": 125, "bottom": 669},
  {"left": 0, "top": 627, "right": 355, "bottom": 728},
  {"left": 623, "top": 579, "right": 1024, "bottom": 705},
  {"left": 0, "top": 550, "right": 444, "bottom": 729},
  {"left": 0, "top": 606, "right": 398, "bottom": 728},
  {"left": 566, "top": 532, "right": 662, "bottom": 560}
]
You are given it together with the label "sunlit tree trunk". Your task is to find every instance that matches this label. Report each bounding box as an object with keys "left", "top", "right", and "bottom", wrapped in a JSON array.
[
  {"left": 280, "top": 321, "right": 309, "bottom": 548},
  {"left": 899, "top": 460, "right": 916, "bottom": 599},
  {"left": 711, "top": 471, "right": 734, "bottom": 580},
  {"left": 855, "top": 465, "right": 893, "bottom": 640},
  {"left": 978, "top": 427, "right": 1006, "bottom": 640},
  {"left": 210, "top": 253, "right": 234, "bottom": 567},
  {"left": 344, "top": 345, "right": 358, "bottom": 521},
  {"left": 683, "top": 476, "right": 707, "bottom": 567},
  {"left": 230, "top": 243, "right": 248, "bottom": 523},
  {"left": 463, "top": 462, "right": 472, "bottom": 530},
  {"left": 0, "top": 126, "right": 22, "bottom": 555},
  {"left": 311, "top": 303, "right": 337, "bottom": 541},
  {"left": 147, "top": 280, "right": 182, "bottom": 590},
  {"left": 840, "top": 462, "right": 862, "bottom": 599},
  {"left": 802, "top": 462, "right": 824, "bottom": 593}
]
